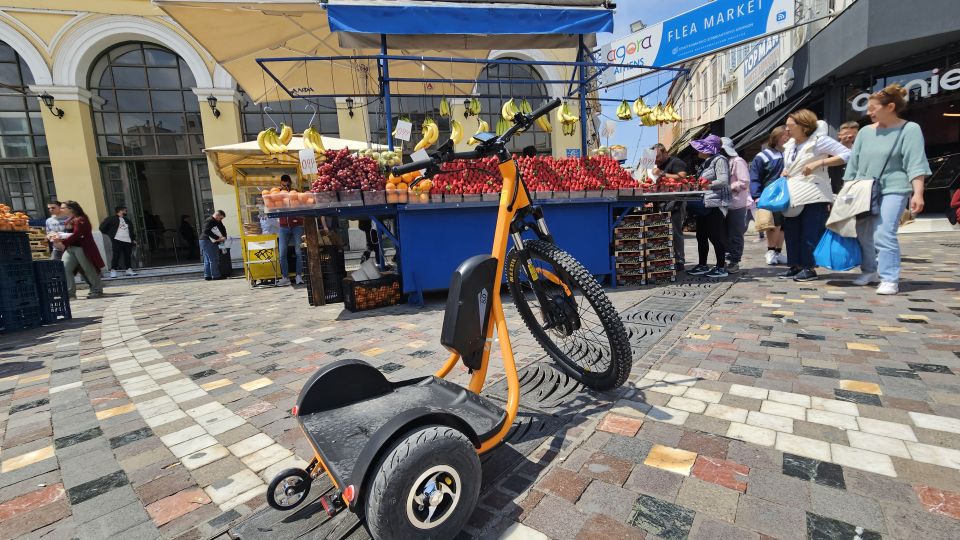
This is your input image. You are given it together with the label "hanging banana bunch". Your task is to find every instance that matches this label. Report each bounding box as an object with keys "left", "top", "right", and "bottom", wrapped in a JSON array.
[
  {"left": 414, "top": 118, "right": 439, "bottom": 152},
  {"left": 257, "top": 127, "right": 286, "bottom": 154},
  {"left": 616, "top": 100, "right": 632, "bottom": 121},
  {"left": 303, "top": 125, "right": 326, "bottom": 153},
  {"left": 439, "top": 97, "right": 450, "bottom": 118},
  {"left": 530, "top": 99, "right": 552, "bottom": 133},
  {"left": 632, "top": 97, "right": 652, "bottom": 117},
  {"left": 468, "top": 118, "right": 490, "bottom": 146},
  {"left": 278, "top": 123, "right": 293, "bottom": 146},
  {"left": 501, "top": 98, "right": 519, "bottom": 122},
  {"left": 556, "top": 100, "right": 579, "bottom": 137},
  {"left": 449, "top": 119, "right": 464, "bottom": 145},
  {"left": 665, "top": 103, "right": 682, "bottom": 123},
  {"left": 495, "top": 117, "right": 509, "bottom": 137}
]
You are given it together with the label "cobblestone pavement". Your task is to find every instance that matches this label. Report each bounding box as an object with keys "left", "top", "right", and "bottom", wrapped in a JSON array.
[{"left": 1, "top": 231, "right": 958, "bottom": 539}]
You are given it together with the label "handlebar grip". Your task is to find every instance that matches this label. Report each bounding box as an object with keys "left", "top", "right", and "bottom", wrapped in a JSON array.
[
  {"left": 528, "top": 98, "right": 562, "bottom": 121},
  {"left": 450, "top": 150, "right": 482, "bottom": 160},
  {"left": 392, "top": 159, "right": 433, "bottom": 176}
]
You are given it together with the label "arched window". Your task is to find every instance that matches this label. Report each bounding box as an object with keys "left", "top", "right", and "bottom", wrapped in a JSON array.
[
  {"left": 89, "top": 42, "right": 203, "bottom": 157},
  {"left": 475, "top": 59, "right": 552, "bottom": 154},
  {"left": 88, "top": 42, "right": 213, "bottom": 267},
  {"left": 0, "top": 40, "right": 52, "bottom": 219}
]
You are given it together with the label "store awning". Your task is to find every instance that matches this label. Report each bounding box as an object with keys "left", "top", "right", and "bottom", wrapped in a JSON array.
[
  {"left": 204, "top": 135, "right": 385, "bottom": 184},
  {"left": 731, "top": 89, "right": 814, "bottom": 148},
  {"left": 668, "top": 124, "right": 709, "bottom": 156},
  {"left": 154, "top": 1, "right": 606, "bottom": 102},
  {"left": 325, "top": 1, "right": 613, "bottom": 38}
]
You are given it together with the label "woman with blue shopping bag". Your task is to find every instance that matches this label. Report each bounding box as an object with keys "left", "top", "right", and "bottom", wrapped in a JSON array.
[
  {"left": 779, "top": 110, "right": 850, "bottom": 282},
  {"left": 843, "top": 84, "right": 931, "bottom": 295}
]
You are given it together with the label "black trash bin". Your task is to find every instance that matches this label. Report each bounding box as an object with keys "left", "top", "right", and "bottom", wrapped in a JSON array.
[{"left": 219, "top": 248, "right": 232, "bottom": 278}]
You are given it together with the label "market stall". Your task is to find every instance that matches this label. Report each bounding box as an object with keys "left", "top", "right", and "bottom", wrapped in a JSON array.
[{"left": 204, "top": 135, "right": 389, "bottom": 294}]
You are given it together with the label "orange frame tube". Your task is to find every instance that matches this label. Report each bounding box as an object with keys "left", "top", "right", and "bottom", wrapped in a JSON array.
[{"left": 433, "top": 159, "right": 529, "bottom": 454}]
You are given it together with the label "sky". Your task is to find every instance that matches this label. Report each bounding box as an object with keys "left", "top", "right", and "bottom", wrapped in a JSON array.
[{"left": 594, "top": 0, "right": 705, "bottom": 161}]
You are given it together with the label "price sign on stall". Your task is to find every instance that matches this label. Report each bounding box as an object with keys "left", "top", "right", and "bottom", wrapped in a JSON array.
[
  {"left": 638, "top": 148, "right": 657, "bottom": 170},
  {"left": 410, "top": 149, "right": 430, "bottom": 175},
  {"left": 393, "top": 119, "right": 413, "bottom": 142},
  {"left": 299, "top": 148, "right": 318, "bottom": 176}
]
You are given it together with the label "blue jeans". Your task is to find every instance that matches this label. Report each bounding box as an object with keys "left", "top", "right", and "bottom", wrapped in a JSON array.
[
  {"left": 856, "top": 192, "right": 909, "bottom": 282},
  {"left": 278, "top": 225, "right": 304, "bottom": 277},
  {"left": 783, "top": 202, "right": 828, "bottom": 270},
  {"left": 200, "top": 238, "right": 220, "bottom": 279}
]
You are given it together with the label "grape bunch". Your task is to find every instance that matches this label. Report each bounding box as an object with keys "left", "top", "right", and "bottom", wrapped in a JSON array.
[{"left": 310, "top": 149, "right": 386, "bottom": 192}]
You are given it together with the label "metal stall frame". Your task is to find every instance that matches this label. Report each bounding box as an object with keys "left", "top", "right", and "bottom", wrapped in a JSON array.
[{"left": 254, "top": 45, "right": 689, "bottom": 157}]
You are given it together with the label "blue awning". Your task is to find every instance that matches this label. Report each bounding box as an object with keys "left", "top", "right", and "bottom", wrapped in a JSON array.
[{"left": 325, "top": 2, "right": 614, "bottom": 35}]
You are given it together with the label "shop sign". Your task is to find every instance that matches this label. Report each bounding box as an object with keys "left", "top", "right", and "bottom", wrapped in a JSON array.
[
  {"left": 299, "top": 148, "right": 318, "bottom": 176},
  {"left": 850, "top": 67, "right": 960, "bottom": 112},
  {"left": 600, "top": 0, "right": 794, "bottom": 83},
  {"left": 753, "top": 66, "right": 795, "bottom": 112},
  {"left": 743, "top": 35, "right": 781, "bottom": 91}
]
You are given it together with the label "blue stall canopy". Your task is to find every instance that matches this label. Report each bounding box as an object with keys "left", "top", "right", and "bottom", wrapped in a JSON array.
[{"left": 326, "top": 1, "right": 613, "bottom": 35}]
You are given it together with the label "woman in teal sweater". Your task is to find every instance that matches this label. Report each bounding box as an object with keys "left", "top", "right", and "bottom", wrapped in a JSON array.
[{"left": 843, "top": 84, "right": 931, "bottom": 295}]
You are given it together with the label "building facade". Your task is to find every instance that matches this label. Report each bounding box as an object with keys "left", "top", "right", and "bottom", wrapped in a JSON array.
[{"left": 0, "top": 1, "right": 586, "bottom": 267}]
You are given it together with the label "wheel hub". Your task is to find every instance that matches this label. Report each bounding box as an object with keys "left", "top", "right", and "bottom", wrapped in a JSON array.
[
  {"left": 405, "top": 465, "right": 462, "bottom": 530},
  {"left": 540, "top": 284, "right": 581, "bottom": 336}
]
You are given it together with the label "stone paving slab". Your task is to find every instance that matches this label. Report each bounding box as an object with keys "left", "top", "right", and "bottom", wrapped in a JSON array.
[{"left": 1, "top": 231, "right": 959, "bottom": 539}]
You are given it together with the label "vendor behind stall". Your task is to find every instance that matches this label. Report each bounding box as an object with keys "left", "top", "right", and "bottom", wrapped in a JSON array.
[
  {"left": 278, "top": 174, "right": 304, "bottom": 286},
  {"left": 651, "top": 143, "right": 688, "bottom": 270}
]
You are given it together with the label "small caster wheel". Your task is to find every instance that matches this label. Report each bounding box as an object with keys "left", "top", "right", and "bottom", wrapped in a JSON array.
[{"left": 267, "top": 468, "right": 311, "bottom": 511}]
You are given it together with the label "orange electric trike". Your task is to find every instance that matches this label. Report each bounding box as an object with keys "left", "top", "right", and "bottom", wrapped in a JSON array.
[{"left": 267, "top": 98, "right": 632, "bottom": 539}]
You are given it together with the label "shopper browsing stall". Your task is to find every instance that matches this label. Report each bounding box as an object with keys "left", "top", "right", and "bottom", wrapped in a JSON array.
[
  {"left": 721, "top": 137, "right": 750, "bottom": 273},
  {"left": 277, "top": 174, "right": 304, "bottom": 286},
  {"left": 200, "top": 210, "right": 228, "bottom": 281},
  {"left": 686, "top": 135, "right": 730, "bottom": 279},
  {"left": 780, "top": 110, "right": 850, "bottom": 282},
  {"left": 844, "top": 84, "right": 931, "bottom": 295},
  {"left": 99, "top": 206, "right": 138, "bottom": 278}
]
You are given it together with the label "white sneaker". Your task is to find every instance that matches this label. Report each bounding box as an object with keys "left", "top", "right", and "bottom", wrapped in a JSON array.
[
  {"left": 109, "top": 269, "right": 117, "bottom": 278},
  {"left": 295, "top": 275, "right": 304, "bottom": 285},
  {"left": 775, "top": 252, "right": 788, "bottom": 264},
  {"left": 876, "top": 282, "right": 899, "bottom": 295},
  {"left": 277, "top": 277, "right": 291, "bottom": 286},
  {"left": 852, "top": 272, "right": 877, "bottom": 286},
  {"left": 764, "top": 250, "right": 777, "bottom": 265},
  {"left": 126, "top": 269, "right": 137, "bottom": 276}
]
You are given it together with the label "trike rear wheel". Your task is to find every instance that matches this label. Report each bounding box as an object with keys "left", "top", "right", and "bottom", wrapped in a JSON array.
[
  {"left": 364, "top": 425, "right": 480, "bottom": 540},
  {"left": 507, "top": 239, "right": 632, "bottom": 391}
]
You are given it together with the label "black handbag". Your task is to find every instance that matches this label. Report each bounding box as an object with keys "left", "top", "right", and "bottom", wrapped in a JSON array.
[{"left": 867, "top": 123, "right": 907, "bottom": 215}]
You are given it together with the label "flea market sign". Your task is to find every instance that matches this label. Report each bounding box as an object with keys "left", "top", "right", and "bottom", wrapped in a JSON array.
[
  {"left": 850, "top": 67, "right": 960, "bottom": 112},
  {"left": 600, "top": 0, "right": 795, "bottom": 83}
]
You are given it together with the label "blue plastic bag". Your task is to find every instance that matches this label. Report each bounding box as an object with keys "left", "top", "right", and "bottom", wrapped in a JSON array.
[
  {"left": 814, "top": 229, "right": 862, "bottom": 271},
  {"left": 757, "top": 177, "right": 790, "bottom": 212}
]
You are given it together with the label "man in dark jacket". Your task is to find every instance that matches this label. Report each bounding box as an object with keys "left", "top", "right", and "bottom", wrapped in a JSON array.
[
  {"left": 99, "top": 205, "right": 137, "bottom": 278},
  {"left": 200, "top": 210, "right": 228, "bottom": 280}
]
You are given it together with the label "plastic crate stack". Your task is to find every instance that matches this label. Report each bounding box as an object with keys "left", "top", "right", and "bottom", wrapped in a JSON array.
[
  {"left": 0, "top": 231, "right": 41, "bottom": 332},
  {"left": 614, "top": 211, "right": 677, "bottom": 286},
  {"left": 33, "top": 260, "right": 72, "bottom": 324}
]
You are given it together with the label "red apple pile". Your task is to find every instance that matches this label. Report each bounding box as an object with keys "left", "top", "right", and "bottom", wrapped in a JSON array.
[{"left": 310, "top": 148, "right": 386, "bottom": 192}]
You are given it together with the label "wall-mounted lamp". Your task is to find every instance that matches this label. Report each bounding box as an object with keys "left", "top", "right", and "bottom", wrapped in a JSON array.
[
  {"left": 463, "top": 98, "right": 471, "bottom": 118},
  {"left": 40, "top": 93, "right": 64, "bottom": 119},
  {"left": 206, "top": 95, "right": 221, "bottom": 118},
  {"left": 345, "top": 97, "right": 355, "bottom": 118}
]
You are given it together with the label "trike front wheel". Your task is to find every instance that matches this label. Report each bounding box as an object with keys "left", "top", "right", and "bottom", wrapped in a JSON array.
[{"left": 506, "top": 239, "right": 632, "bottom": 391}]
